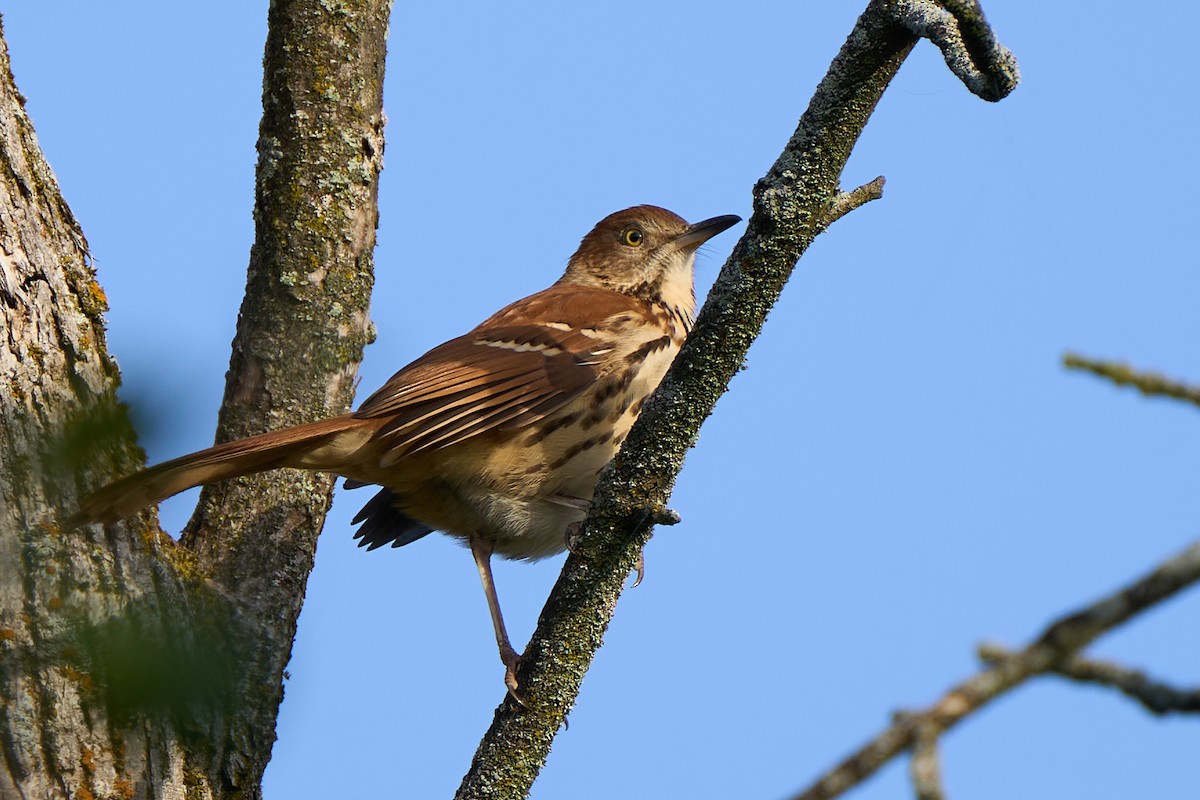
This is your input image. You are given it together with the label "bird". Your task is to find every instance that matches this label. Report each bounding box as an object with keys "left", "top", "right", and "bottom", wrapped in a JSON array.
[{"left": 72, "top": 205, "right": 741, "bottom": 698}]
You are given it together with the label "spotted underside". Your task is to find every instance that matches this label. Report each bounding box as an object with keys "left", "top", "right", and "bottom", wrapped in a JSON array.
[{"left": 345, "top": 282, "right": 690, "bottom": 553}]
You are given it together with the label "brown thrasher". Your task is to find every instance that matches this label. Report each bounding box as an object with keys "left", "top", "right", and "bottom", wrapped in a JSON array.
[{"left": 74, "top": 205, "right": 740, "bottom": 696}]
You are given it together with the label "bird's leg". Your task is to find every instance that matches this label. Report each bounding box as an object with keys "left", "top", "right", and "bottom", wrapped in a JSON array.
[
  {"left": 547, "top": 493, "right": 592, "bottom": 512},
  {"left": 469, "top": 535, "right": 524, "bottom": 704}
]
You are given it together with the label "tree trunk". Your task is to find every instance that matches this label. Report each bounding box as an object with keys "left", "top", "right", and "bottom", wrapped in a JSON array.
[{"left": 0, "top": 0, "right": 390, "bottom": 795}]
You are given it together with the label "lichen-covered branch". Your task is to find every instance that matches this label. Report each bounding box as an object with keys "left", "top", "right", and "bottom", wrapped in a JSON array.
[
  {"left": 885, "top": 0, "right": 1019, "bottom": 101},
  {"left": 789, "top": 540, "right": 1200, "bottom": 800},
  {"left": 455, "top": 2, "right": 1019, "bottom": 797},
  {"left": 178, "top": 0, "right": 392, "bottom": 790},
  {"left": 1064, "top": 353, "right": 1200, "bottom": 407}
]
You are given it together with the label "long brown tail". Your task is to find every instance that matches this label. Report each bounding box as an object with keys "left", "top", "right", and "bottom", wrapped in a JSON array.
[{"left": 72, "top": 415, "right": 370, "bottom": 525}]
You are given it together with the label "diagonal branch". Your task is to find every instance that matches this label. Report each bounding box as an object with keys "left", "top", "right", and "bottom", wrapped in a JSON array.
[
  {"left": 455, "top": 1, "right": 1019, "bottom": 797},
  {"left": 1064, "top": 352, "right": 1200, "bottom": 407},
  {"left": 789, "top": 540, "right": 1200, "bottom": 800}
]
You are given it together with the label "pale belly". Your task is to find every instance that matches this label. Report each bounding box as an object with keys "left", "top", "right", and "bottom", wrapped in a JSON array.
[
  {"left": 336, "top": 326, "right": 681, "bottom": 560},
  {"left": 386, "top": 348, "right": 674, "bottom": 560}
]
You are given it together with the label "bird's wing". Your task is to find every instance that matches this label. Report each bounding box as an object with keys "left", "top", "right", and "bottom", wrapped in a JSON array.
[{"left": 353, "top": 285, "right": 648, "bottom": 464}]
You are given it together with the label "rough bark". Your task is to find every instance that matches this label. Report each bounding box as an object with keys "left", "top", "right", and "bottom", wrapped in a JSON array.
[
  {"left": 0, "top": 13, "right": 203, "bottom": 797},
  {"left": 0, "top": 0, "right": 390, "bottom": 795},
  {"left": 455, "top": 1, "right": 1018, "bottom": 797},
  {"left": 178, "top": 0, "right": 390, "bottom": 787}
]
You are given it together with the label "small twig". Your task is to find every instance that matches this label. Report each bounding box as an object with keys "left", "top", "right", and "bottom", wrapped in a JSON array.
[
  {"left": 907, "top": 719, "right": 946, "bottom": 800},
  {"left": 884, "top": 0, "right": 1019, "bottom": 101},
  {"left": 980, "top": 645, "right": 1200, "bottom": 717},
  {"left": 1056, "top": 657, "right": 1200, "bottom": 715},
  {"left": 790, "top": 541, "right": 1200, "bottom": 800},
  {"left": 823, "top": 176, "right": 886, "bottom": 230},
  {"left": 1063, "top": 353, "right": 1200, "bottom": 408},
  {"left": 650, "top": 507, "right": 682, "bottom": 526}
]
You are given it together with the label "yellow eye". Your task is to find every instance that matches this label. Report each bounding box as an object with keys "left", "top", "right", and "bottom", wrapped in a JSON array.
[{"left": 623, "top": 228, "right": 644, "bottom": 247}]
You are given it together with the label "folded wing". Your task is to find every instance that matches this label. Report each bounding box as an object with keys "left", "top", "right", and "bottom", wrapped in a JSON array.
[{"left": 354, "top": 286, "right": 646, "bottom": 465}]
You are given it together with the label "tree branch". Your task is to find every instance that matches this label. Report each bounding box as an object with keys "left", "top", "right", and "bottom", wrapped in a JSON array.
[
  {"left": 823, "top": 176, "right": 887, "bottom": 231},
  {"left": 980, "top": 646, "right": 1200, "bottom": 717},
  {"left": 907, "top": 719, "right": 946, "bottom": 800},
  {"left": 886, "top": 0, "right": 1019, "bottom": 101},
  {"left": 179, "top": 0, "right": 392, "bottom": 789},
  {"left": 789, "top": 540, "right": 1200, "bottom": 800},
  {"left": 455, "top": 1, "right": 1019, "bottom": 797},
  {"left": 1064, "top": 353, "right": 1200, "bottom": 407}
]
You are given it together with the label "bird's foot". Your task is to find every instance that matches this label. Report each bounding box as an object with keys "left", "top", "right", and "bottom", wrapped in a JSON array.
[
  {"left": 627, "top": 506, "right": 679, "bottom": 586},
  {"left": 563, "top": 521, "right": 584, "bottom": 553},
  {"left": 500, "top": 644, "right": 527, "bottom": 707},
  {"left": 631, "top": 551, "right": 645, "bottom": 588}
]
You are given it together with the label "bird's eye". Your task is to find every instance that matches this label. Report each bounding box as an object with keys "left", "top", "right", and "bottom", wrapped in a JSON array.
[{"left": 623, "top": 228, "right": 644, "bottom": 247}]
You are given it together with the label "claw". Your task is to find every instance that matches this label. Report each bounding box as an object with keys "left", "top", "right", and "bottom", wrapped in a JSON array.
[
  {"left": 501, "top": 647, "right": 528, "bottom": 708},
  {"left": 563, "top": 521, "right": 584, "bottom": 553},
  {"left": 627, "top": 506, "right": 677, "bottom": 587}
]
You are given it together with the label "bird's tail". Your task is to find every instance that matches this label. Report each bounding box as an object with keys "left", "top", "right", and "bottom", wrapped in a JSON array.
[{"left": 72, "top": 415, "right": 370, "bottom": 525}]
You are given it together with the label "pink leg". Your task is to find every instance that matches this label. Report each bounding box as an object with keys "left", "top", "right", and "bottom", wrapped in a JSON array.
[{"left": 469, "top": 535, "right": 524, "bottom": 703}]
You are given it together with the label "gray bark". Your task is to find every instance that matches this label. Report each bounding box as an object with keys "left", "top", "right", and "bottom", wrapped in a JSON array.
[{"left": 0, "top": 0, "right": 390, "bottom": 796}]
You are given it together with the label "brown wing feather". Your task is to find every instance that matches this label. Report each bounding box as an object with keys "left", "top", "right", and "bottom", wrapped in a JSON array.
[{"left": 353, "top": 285, "right": 651, "bottom": 464}]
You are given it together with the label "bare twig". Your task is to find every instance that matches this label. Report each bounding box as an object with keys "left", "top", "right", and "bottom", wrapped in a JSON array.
[
  {"left": 790, "top": 541, "right": 1200, "bottom": 800},
  {"left": 980, "top": 645, "right": 1200, "bottom": 717},
  {"left": 907, "top": 718, "right": 946, "bottom": 800},
  {"left": 885, "top": 0, "right": 1019, "bottom": 101},
  {"left": 823, "top": 176, "right": 887, "bottom": 230},
  {"left": 1063, "top": 353, "right": 1200, "bottom": 407}
]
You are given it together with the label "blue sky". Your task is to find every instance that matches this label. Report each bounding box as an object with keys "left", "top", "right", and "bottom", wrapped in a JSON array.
[{"left": 5, "top": 2, "right": 1198, "bottom": 798}]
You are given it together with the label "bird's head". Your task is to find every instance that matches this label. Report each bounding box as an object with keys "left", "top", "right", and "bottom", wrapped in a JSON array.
[{"left": 559, "top": 205, "right": 740, "bottom": 315}]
